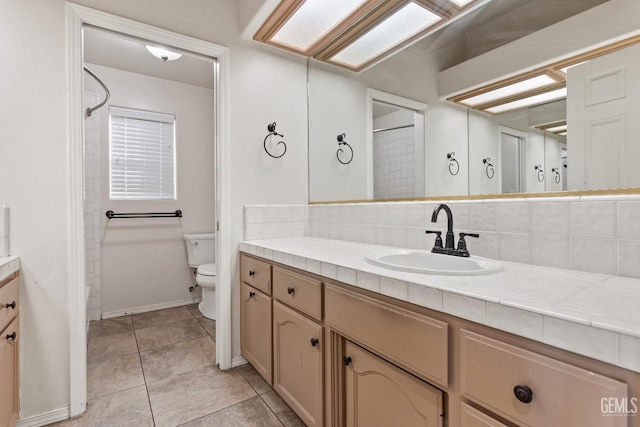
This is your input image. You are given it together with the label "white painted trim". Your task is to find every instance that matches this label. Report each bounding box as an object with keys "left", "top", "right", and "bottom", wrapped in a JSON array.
[
  {"left": 366, "top": 89, "right": 429, "bottom": 199},
  {"left": 101, "top": 298, "right": 201, "bottom": 319},
  {"left": 16, "top": 407, "right": 70, "bottom": 427},
  {"left": 215, "top": 48, "right": 233, "bottom": 371},
  {"left": 232, "top": 355, "right": 249, "bottom": 368},
  {"left": 66, "top": 4, "right": 87, "bottom": 417},
  {"left": 66, "top": 2, "right": 232, "bottom": 417}
]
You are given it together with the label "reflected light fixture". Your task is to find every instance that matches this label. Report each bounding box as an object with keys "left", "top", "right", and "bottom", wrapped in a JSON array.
[
  {"left": 485, "top": 88, "right": 567, "bottom": 114},
  {"left": 145, "top": 45, "right": 182, "bottom": 62},
  {"left": 458, "top": 75, "right": 557, "bottom": 107}
]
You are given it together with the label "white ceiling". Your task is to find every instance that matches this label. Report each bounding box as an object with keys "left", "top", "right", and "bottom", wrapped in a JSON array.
[
  {"left": 83, "top": 27, "right": 215, "bottom": 89},
  {"left": 82, "top": 0, "right": 608, "bottom": 88}
]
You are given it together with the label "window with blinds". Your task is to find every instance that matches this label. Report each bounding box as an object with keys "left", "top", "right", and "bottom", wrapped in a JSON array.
[{"left": 109, "top": 106, "right": 176, "bottom": 200}]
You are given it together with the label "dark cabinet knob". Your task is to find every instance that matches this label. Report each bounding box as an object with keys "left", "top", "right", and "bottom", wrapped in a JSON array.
[
  {"left": 249, "top": 291, "right": 255, "bottom": 298},
  {"left": 310, "top": 338, "right": 319, "bottom": 347},
  {"left": 6, "top": 332, "right": 16, "bottom": 341},
  {"left": 514, "top": 385, "right": 533, "bottom": 403},
  {"left": 287, "top": 287, "right": 295, "bottom": 295},
  {"left": 249, "top": 270, "right": 255, "bottom": 277},
  {"left": 5, "top": 301, "right": 16, "bottom": 309},
  {"left": 344, "top": 356, "right": 352, "bottom": 366}
]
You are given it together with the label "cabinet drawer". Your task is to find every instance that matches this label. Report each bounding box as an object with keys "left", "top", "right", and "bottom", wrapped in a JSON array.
[
  {"left": 0, "top": 277, "right": 19, "bottom": 332},
  {"left": 325, "top": 284, "right": 448, "bottom": 387},
  {"left": 460, "top": 402, "right": 508, "bottom": 427},
  {"left": 240, "top": 254, "right": 271, "bottom": 295},
  {"left": 460, "top": 329, "right": 628, "bottom": 427},
  {"left": 273, "top": 267, "right": 322, "bottom": 321}
]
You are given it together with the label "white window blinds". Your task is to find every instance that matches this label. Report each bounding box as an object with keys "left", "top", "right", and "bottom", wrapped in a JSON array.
[{"left": 109, "top": 106, "right": 176, "bottom": 200}]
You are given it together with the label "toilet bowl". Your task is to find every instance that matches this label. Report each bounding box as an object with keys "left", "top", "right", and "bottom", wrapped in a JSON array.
[
  {"left": 183, "top": 233, "right": 216, "bottom": 320},
  {"left": 195, "top": 262, "right": 216, "bottom": 320}
]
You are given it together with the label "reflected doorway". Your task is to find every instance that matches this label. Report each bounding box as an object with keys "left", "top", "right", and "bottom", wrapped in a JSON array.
[{"left": 499, "top": 128, "right": 526, "bottom": 193}]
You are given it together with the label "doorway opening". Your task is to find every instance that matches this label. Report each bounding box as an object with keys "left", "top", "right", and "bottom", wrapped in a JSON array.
[
  {"left": 67, "top": 4, "right": 231, "bottom": 417},
  {"left": 367, "top": 89, "right": 427, "bottom": 199},
  {"left": 499, "top": 127, "right": 526, "bottom": 193}
]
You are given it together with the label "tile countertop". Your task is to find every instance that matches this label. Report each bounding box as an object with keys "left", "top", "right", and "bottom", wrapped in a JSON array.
[
  {"left": 239, "top": 236, "right": 640, "bottom": 373},
  {"left": 0, "top": 256, "right": 19, "bottom": 282}
]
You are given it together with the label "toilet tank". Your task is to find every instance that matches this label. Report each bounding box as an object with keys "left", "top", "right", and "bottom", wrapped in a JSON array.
[{"left": 183, "top": 233, "right": 216, "bottom": 268}]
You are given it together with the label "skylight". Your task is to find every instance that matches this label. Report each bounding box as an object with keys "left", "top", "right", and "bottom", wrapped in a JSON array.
[
  {"left": 459, "top": 75, "right": 557, "bottom": 107},
  {"left": 448, "top": 0, "right": 476, "bottom": 8},
  {"left": 271, "top": 0, "right": 368, "bottom": 51},
  {"left": 485, "top": 88, "right": 567, "bottom": 114},
  {"left": 330, "top": 2, "right": 441, "bottom": 69}
]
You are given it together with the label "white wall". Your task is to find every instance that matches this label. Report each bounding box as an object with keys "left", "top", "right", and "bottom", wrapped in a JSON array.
[
  {"left": 308, "top": 65, "right": 368, "bottom": 202},
  {"left": 525, "top": 130, "right": 546, "bottom": 193},
  {"left": 468, "top": 110, "right": 500, "bottom": 195},
  {"left": 1, "top": 0, "right": 308, "bottom": 420},
  {"left": 85, "top": 63, "right": 215, "bottom": 316}
]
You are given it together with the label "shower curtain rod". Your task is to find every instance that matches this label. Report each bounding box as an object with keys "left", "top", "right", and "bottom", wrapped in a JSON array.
[
  {"left": 372, "top": 124, "right": 415, "bottom": 133},
  {"left": 83, "top": 66, "right": 110, "bottom": 117}
]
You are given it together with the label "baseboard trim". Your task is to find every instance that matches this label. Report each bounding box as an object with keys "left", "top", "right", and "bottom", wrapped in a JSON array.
[
  {"left": 101, "top": 298, "right": 201, "bottom": 319},
  {"left": 17, "top": 407, "right": 70, "bottom": 427},
  {"left": 231, "top": 355, "right": 248, "bottom": 368}
]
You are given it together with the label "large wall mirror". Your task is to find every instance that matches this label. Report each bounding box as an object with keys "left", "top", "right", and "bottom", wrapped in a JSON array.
[{"left": 307, "top": 0, "right": 640, "bottom": 203}]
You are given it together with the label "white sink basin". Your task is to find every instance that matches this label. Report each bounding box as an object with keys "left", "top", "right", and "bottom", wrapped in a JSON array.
[{"left": 365, "top": 249, "right": 503, "bottom": 275}]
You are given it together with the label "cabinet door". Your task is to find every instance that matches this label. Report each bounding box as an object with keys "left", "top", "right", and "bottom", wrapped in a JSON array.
[
  {"left": 344, "top": 340, "right": 443, "bottom": 427},
  {"left": 0, "top": 317, "right": 19, "bottom": 427},
  {"left": 240, "top": 282, "right": 272, "bottom": 385},
  {"left": 273, "top": 301, "right": 323, "bottom": 427}
]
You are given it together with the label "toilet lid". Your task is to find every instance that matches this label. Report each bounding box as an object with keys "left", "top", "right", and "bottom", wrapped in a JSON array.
[{"left": 197, "top": 263, "right": 217, "bottom": 276}]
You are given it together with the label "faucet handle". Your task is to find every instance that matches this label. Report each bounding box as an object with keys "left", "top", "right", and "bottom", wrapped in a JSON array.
[
  {"left": 457, "top": 232, "right": 479, "bottom": 255},
  {"left": 425, "top": 230, "right": 443, "bottom": 249}
]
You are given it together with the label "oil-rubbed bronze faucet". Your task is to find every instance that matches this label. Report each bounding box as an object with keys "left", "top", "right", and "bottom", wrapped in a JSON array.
[{"left": 425, "top": 204, "right": 479, "bottom": 257}]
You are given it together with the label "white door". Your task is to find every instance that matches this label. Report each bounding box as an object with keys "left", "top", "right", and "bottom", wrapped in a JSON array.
[{"left": 567, "top": 43, "right": 640, "bottom": 190}]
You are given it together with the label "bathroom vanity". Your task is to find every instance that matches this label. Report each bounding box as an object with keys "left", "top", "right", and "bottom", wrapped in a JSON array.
[
  {"left": 0, "top": 257, "right": 20, "bottom": 427},
  {"left": 239, "top": 238, "right": 640, "bottom": 427}
]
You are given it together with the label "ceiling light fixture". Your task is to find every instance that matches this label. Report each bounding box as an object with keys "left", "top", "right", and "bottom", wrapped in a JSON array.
[
  {"left": 271, "top": 0, "right": 369, "bottom": 52},
  {"left": 330, "top": 2, "right": 441, "bottom": 69},
  {"left": 145, "top": 45, "right": 182, "bottom": 62}
]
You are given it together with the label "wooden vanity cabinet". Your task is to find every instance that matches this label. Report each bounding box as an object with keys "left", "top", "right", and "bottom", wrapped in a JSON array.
[
  {"left": 240, "top": 253, "right": 640, "bottom": 427},
  {"left": 0, "top": 274, "right": 19, "bottom": 427}
]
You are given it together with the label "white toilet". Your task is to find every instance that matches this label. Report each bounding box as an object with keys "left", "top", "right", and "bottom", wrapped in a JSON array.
[{"left": 183, "top": 233, "right": 216, "bottom": 320}]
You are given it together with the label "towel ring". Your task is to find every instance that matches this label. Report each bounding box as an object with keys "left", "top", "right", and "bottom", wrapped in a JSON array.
[
  {"left": 483, "top": 158, "right": 494, "bottom": 179},
  {"left": 264, "top": 122, "right": 286, "bottom": 158},
  {"left": 336, "top": 133, "right": 354, "bottom": 165},
  {"left": 447, "top": 152, "right": 460, "bottom": 176}
]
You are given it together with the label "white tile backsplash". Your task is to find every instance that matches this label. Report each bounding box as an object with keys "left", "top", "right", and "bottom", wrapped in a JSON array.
[
  {"left": 571, "top": 237, "right": 617, "bottom": 275},
  {"left": 497, "top": 203, "right": 530, "bottom": 233},
  {"left": 244, "top": 194, "right": 640, "bottom": 280},
  {"left": 570, "top": 201, "right": 616, "bottom": 238}
]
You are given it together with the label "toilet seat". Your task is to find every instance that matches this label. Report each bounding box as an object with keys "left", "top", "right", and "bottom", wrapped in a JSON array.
[{"left": 197, "top": 263, "right": 216, "bottom": 276}]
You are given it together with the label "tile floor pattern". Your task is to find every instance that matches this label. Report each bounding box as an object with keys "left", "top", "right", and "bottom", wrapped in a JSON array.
[{"left": 49, "top": 304, "right": 304, "bottom": 427}]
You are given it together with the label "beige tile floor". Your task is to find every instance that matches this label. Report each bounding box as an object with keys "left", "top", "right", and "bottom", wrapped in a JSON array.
[{"left": 49, "top": 304, "right": 304, "bottom": 427}]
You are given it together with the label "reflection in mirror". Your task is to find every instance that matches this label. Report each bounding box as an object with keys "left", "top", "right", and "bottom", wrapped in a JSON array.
[{"left": 307, "top": 0, "right": 640, "bottom": 203}]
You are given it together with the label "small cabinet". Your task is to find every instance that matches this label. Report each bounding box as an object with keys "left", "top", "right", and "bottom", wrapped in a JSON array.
[
  {"left": 460, "top": 402, "right": 508, "bottom": 427},
  {"left": 273, "top": 301, "right": 323, "bottom": 427},
  {"left": 0, "top": 274, "right": 19, "bottom": 427},
  {"left": 240, "top": 282, "right": 272, "bottom": 385},
  {"left": 343, "top": 340, "right": 443, "bottom": 427}
]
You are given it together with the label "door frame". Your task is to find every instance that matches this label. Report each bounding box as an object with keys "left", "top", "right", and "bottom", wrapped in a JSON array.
[
  {"left": 498, "top": 126, "right": 527, "bottom": 194},
  {"left": 366, "top": 89, "right": 428, "bottom": 199},
  {"left": 66, "top": 3, "right": 232, "bottom": 416}
]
